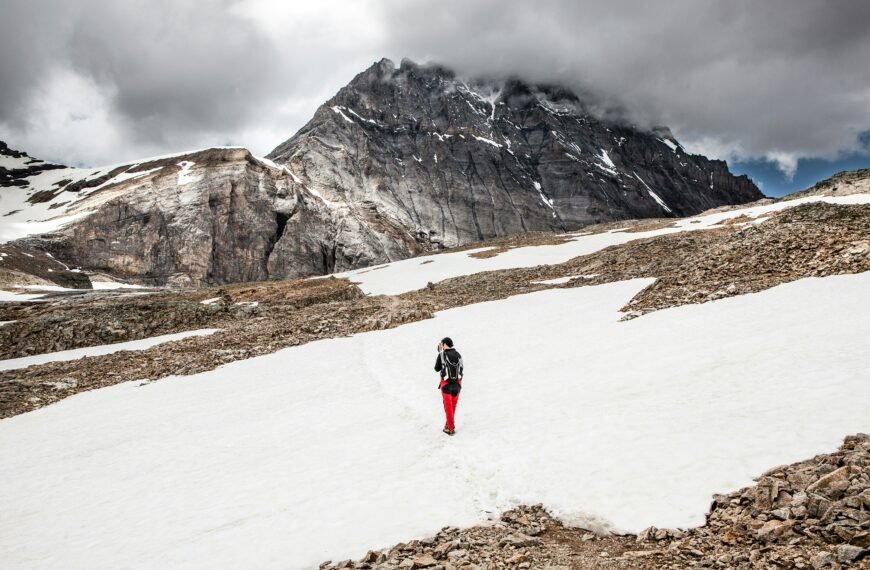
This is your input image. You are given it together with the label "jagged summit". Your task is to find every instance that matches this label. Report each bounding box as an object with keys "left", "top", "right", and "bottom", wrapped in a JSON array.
[{"left": 268, "top": 56, "right": 760, "bottom": 249}]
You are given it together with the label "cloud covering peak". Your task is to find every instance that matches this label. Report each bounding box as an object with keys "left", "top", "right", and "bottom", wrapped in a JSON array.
[{"left": 2, "top": 0, "right": 869, "bottom": 174}]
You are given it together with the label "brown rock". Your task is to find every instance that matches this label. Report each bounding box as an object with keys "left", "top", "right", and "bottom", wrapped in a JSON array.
[
  {"left": 412, "top": 554, "right": 439, "bottom": 568},
  {"left": 807, "top": 467, "right": 851, "bottom": 498}
]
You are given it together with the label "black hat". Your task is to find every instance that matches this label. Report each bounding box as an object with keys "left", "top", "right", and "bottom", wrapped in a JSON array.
[{"left": 440, "top": 337, "right": 454, "bottom": 348}]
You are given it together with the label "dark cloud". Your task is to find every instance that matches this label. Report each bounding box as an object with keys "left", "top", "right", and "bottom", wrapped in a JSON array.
[
  {"left": 1, "top": 0, "right": 869, "bottom": 174},
  {"left": 0, "top": 0, "right": 290, "bottom": 163},
  {"left": 380, "top": 0, "right": 870, "bottom": 176}
]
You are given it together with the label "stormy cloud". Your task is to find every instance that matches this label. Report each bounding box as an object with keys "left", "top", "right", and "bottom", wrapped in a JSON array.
[{"left": 1, "top": 0, "right": 869, "bottom": 176}]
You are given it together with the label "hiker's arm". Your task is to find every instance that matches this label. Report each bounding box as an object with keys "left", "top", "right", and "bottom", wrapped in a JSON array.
[{"left": 434, "top": 355, "right": 442, "bottom": 373}]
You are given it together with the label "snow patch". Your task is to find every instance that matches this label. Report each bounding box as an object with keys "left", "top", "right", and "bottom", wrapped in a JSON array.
[
  {"left": 533, "top": 275, "right": 598, "bottom": 285},
  {"left": 0, "top": 290, "right": 46, "bottom": 302},
  {"left": 657, "top": 138, "right": 680, "bottom": 153},
  {"left": 176, "top": 161, "right": 198, "bottom": 186},
  {"left": 633, "top": 172, "right": 673, "bottom": 213},
  {"left": 473, "top": 136, "right": 503, "bottom": 149},
  {"left": 91, "top": 281, "right": 145, "bottom": 290},
  {"left": 345, "top": 108, "right": 378, "bottom": 125},
  {"left": 0, "top": 154, "right": 42, "bottom": 169},
  {"left": 533, "top": 181, "right": 556, "bottom": 214},
  {"left": 330, "top": 106, "right": 355, "bottom": 124}
]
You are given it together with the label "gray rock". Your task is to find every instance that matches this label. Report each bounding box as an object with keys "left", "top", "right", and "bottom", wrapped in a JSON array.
[
  {"left": 836, "top": 544, "right": 866, "bottom": 563},
  {"left": 499, "top": 534, "right": 541, "bottom": 548},
  {"left": 810, "top": 551, "right": 835, "bottom": 569}
]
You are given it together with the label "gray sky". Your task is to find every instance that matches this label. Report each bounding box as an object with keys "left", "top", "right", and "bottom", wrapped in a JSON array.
[{"left": 2, "top": 0, "right": 869, "bottom": 179}]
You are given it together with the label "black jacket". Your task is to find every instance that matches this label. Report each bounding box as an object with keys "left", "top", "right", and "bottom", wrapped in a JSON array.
[{"left": 435, "top": 348, "right": 463, "bottom": 394}]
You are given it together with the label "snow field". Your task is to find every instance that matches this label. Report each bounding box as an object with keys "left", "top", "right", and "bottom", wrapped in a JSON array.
[{"left": 1, "top": 274, "right": 868, "bottom": 569}]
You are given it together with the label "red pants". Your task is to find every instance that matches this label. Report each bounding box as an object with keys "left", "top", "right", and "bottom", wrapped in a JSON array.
[{"left": 440, "top": 380, "right": 461, "bottom": 430}]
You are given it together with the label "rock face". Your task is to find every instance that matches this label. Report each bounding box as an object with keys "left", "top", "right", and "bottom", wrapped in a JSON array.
[
  {"left": 269, "top": 58, "right": 761, "bottom": 260},
  {"left": 1, "top": 58, "right": 763, "bottom": 286},
  {"left": 5, "top": 148, "right": 335, "bottom": 286}
]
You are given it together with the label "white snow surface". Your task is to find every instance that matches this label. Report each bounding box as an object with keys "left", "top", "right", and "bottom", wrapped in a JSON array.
[
  {"left": 330, "top": 106, "right": 356, "bottom": 124},
  {"left": 0, "top": 290, "right": 45, "bottom": 302},
  {"left": 90, "top": 281, "right": 146, "bottom": 290},
  {"left": 473, "top": 135, "right": 503, "bottom": 148},
  {"left": 0, "top": 154, "right": 41, "bottom": 169},
  {"left": 0, "top": 329, "right": 220, "bottom": 372},
  {"left": 533, "top": 181, "right": 555, "bottom": 212},
  {"left": 336, "top": 194, "right": 870, "bottom": 296},
  {"left": 658, "top": 138, "right": 679, "bottom": 152},
  {"left": 176, "top": 161, "right": 199, "bottom": 186},
  {"left": 1, "top": 274, "right": 868, "bottom": 569},
  {"left": 532, "top": 275, "right": 597, "bottom": 285},
  {"left": 11, "top": 281, "right": 145, "bottom": 293}
]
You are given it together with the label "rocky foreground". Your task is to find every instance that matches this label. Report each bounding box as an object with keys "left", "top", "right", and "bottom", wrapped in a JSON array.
[{"left": 322, "top": 435, "right": 869, "bottom": 570}]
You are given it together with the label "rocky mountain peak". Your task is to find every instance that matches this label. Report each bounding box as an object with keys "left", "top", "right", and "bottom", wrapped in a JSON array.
[{"left": 2, "top": 58, "right": 763, "bottom": 286}]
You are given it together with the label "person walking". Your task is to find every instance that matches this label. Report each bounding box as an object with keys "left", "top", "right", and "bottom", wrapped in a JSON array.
[{"left": 435, "top": 337, "right": 463, "bottom": 435}]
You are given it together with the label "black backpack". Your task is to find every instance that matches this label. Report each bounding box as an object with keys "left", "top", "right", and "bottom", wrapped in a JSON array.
[{"left": 441, "top": 351, "right": 461, "bottom": 384}]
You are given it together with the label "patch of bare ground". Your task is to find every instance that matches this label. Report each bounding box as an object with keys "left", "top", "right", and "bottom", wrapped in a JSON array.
[
  {"left": 611, "top": 219, "right": 677, "bottom": 233},
  {"left": 713, "top": 213, "right": 753, "bottom": 226},
  {"left": 440, "top": 232, "right": 577, "bottom": 259},
  {"left": 320, "top": 434, "right": 870, "bottom": 570},
  {"left": 436, "top": 218, "right": 678, "bottom": 259},
  {"left": 1, "top": 202, "right": 867, "bottom": 419}
]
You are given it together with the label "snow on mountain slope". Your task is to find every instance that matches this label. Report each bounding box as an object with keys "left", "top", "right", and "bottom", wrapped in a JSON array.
[
  {"left": 337, "top": 193, "right": 870, "bottom": 295},
  {"left": 1, "top": 273, "right": 868, "bottom": 569},
  {"left": 0, "top": 146, "right": 267, "bottom": 244}
]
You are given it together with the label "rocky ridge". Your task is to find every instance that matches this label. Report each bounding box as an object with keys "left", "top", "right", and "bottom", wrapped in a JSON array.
[
  {"left": 268, "top": 58, "right": 761, "bottom": 261},
  {"left": 3, "top": 147, "right": 343, "bottom": 286},
  {"left": 788, "top": 169, "right": 870, "bottom": 200}
]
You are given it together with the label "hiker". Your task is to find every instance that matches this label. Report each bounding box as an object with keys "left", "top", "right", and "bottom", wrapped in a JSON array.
[{"left": 435, "top": 337, "right": 463, "bottom": 435}]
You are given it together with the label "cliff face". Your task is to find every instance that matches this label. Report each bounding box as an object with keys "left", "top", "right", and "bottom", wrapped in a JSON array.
[
  {"left": 1, "top": 58, "right": 763, "bottom": 286},
  {"left": 268, "top": 59, "right": 762, "bottom": 255},
  {"left": 5, "top": 148, "right": 337, "bottom": 286}
]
